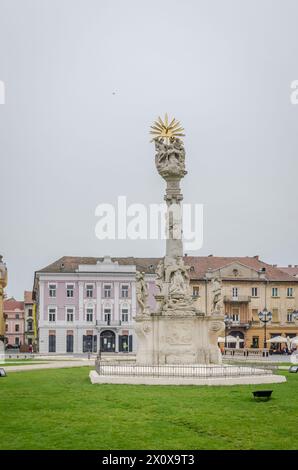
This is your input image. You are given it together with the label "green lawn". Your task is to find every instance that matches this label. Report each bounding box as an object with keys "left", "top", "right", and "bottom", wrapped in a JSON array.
[{"left": 0, "top": 367, "right": 296, "bottom": 450}]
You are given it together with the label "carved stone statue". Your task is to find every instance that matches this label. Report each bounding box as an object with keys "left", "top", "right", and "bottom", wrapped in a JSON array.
[
  {"left": 155, "top": 138, "right": 186, "bottom": 179},
  {"left": 211, "top": 277, "right": 223, "bottom": 313},
  {"left": 136, "top": 271, "right": 149, "bottom": 314},
  {"left": 155, "top": 260, "right": 165, "bottom": 293}
]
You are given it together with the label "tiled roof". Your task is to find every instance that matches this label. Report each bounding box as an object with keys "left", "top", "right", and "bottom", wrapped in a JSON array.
[
  {"left": 36, "top": 255, "right": 298, "bottom": 282},
  {"left": 185, "top": 256, "right": 297, "bottom": 282},
  {"left": 37, "top": 256, "right": 161, "bottom": 274},
  {"left": 278, "top": 266, "right": 298, "bottom": 277},
  {"left": 24, "top": 290, "right": 33, "bottom": 303},
  {"left": 4, "top": 298, "right": 24, "bottom": 311}
]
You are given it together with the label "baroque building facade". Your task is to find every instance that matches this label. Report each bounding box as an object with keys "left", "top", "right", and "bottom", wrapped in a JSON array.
[
  {"left": 33, "top": 254, "right": 298, "bottom": 354},
  {"left": 33, "top": 256, "right": 156, "bottom": 354},
  {"left": 187, "top": 256, "right": 298, "bottom": 348}
]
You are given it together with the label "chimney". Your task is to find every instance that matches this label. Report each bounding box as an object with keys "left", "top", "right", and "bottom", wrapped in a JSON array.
[
  {"left": 288, "top": 264, "right": 292, "bottom": 268},
  {"left": 254, "top": 255, "right": 259, "bottom": 260},
  {"left": 208, "top": 254, "right": 213, "bottom": 257},
  {"left": 272, "top": 264, "right": 277, "bottom": 267}
]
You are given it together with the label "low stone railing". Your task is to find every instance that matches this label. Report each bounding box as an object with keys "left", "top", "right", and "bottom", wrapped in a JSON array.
[{"left": 223, "top": 348, "right": 270, "bottom": 357}]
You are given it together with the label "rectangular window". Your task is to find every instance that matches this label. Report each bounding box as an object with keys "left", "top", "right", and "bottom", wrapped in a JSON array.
[
  {"left": 252, "top": 336, "right": 259, "bottom": 348},
  {"left": 5, "top": 324, "right": 8, "bottom": 332},
  {"left": 66, "top": 284, "right": 74, "bottom": 298},
  {"left": 272, "top": 287, "right": 278, "bottom": 297},
  {"left": 49, "top": 308, "right": 56, "bottom": 322},
  {"left": 49, "top": 334, "right": 56, "bottom": 353},
  {"left": 15, "top": 324, "right": 19, "bottom": 332},
  {"left": 104, "top": 309, "right": 111, "bottom": 324},
  {"left": 252, "top": 308, "right": 258, "bottom": 321},
  {"left": 67, "top": 308, "right": 74, "bottom": 322},
  {"left": 104, "top": 285, "right": 111, "bottom": 298},
  {"left": 121, "top": 308, "right": 129, "bottom": 323},
  {"left": 287, "top": 310, "right": 293, "bottom": 322},
  {"left": 287, "top": 287, "right": 294, "bottom": 297},
  {"left": 15, "top": 314, "right": 19, "bottom": 319},
  {"left": 86, "top": 308, "right": 93, "bottom": 322},
  {"left": 15, "top": 337, "right": 19, "bottom": 346},
  {"left": 232, "top": 287, "right": 238, "bottom": 298},
  {"left": 49, "top": 284, "right": 56, "bottom": 298},
  {"left": 121, "top": 285, "right": 129, "bottom": 298},
  {"left": 231, "top": 313, "right": 240, "bottom": 323},
  {"left": 192, "top": 286, "right": 200, "bottom": 297},
  {"left": 272, "top": 308, "right": 279, "bottom": 322},
  {"left": 66, "top": 334, "right": 74, "bottom": 353},
  {"left": 251, "top": 287, "right": 258, "bottom": 297},
  {"left": 28, "top": 308, "right": 33, "bottom": 317},
  {"left": 86, "top": 284, "right": 93, "bottom": 298}
]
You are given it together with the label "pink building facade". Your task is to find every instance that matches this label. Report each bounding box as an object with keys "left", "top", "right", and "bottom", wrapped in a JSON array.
[
  {"left": 4, "top": 298, "right": 25, "bottom": 347},
  {"left": 33, "top": 256, "right": 157, "bottom": 354}
]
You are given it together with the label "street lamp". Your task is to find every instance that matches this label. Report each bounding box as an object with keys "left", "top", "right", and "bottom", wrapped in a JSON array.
[
  {"left": 258, "top": 308, "right": 272, "bottom": 350},
  {"left": 292, "top": 310, "right": 298, "bottom": 321},
  {"left": 224, "top": 314, "right": 233, "bottom": 348}
]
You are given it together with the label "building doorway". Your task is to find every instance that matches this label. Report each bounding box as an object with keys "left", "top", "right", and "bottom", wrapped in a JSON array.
[
  {"left": 229, "top": 331, "right": 245, "bottom": 348},
  {"left": 119, "top": 334, "right": 133, "bottom": 352},
  {"left": 83, "top": 334, "right": 97, "bottom": 353},
  {"left": 100, "top": 330, "right": 116, "bottom": 352}
]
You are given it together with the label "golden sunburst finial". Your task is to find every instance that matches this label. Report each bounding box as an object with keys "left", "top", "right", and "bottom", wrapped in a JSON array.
[{"left": 150, "top": 113, "right": 185, "bottom": 143}]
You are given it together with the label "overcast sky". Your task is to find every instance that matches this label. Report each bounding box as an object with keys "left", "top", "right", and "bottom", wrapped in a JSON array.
[{"left": 1, "top": 0, "right": 298, "bottom": 298}]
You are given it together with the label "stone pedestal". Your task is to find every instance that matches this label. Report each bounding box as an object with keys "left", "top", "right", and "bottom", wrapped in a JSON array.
[{"left": 135, "top": 312, "right": 224, "bottom": 365}]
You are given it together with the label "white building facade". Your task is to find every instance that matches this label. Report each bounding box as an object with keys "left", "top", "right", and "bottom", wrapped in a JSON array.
[{"left": 33, "top": 256, "right": 156, "bottom": 355}]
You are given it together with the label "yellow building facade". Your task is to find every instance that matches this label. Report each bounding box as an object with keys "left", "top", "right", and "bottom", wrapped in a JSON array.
[{"left": 187, "top": 255, "right": 298, "bottom": 349}]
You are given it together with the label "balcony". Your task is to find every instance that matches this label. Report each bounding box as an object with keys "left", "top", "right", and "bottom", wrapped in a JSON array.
[
  {"left": 224, "top": 295, "right": 251, "bottom": 303},
  {"left": 96, "top": 320, "right": 122, "bottom": 328},
  {"left": 230, "top": 322, "right": 250, "bottom": 329}
]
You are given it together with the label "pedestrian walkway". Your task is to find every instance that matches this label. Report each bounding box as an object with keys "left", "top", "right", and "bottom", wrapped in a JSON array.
[{"left": 1, "top": 359, "right": 94, "bottom": 372}]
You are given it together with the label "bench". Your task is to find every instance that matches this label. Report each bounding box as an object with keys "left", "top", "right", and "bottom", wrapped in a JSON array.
[{"left": 252, "top": 390, "right": 273, "bottom": 401}]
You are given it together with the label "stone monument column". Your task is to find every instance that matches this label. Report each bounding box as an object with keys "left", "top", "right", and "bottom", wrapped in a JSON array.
[{"left": 135, "top": 115, "right": 224, "bottom": 365}]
